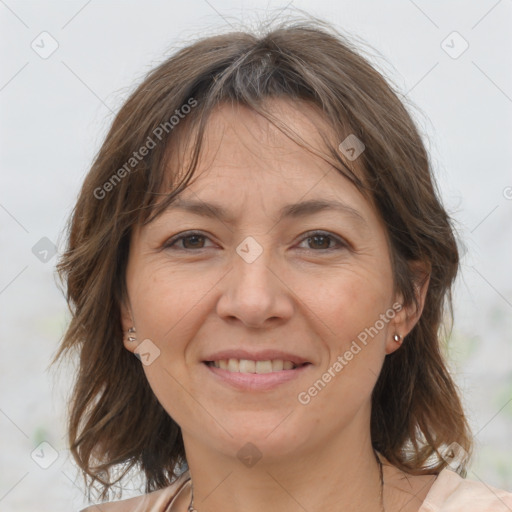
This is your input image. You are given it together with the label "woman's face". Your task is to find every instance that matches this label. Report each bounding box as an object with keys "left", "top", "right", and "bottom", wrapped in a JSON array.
[{"left": 122, "top": 100, "right": 419, "bottom": 463}]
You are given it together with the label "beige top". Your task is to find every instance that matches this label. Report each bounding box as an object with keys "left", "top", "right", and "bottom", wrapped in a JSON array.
[{"left": 80, "top": 466, "right": 512, "bottom": 511}]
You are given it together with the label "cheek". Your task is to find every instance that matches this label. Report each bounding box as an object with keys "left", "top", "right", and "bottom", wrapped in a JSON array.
[
  {"left": 127, "top": 263, "right": 215, "bottom": 428},
  {"left": 299, "top": 263, "right": 392, "bottom": 393},
  {"left": 295, "top": 273, "right": 390, "bottom": 428},
  {"left": 129, "top": 261, "right": 212, "bottom": 343},
  {"left": 303, "top": 262, "right": 393, "bottom": 335}
]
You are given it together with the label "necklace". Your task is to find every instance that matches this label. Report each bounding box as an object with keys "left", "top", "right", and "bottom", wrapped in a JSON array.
[{"left": 187, "top": 449, "right": 385, "bottom": 512}]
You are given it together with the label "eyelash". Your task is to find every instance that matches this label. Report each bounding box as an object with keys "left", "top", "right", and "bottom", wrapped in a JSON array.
[{"left": 162, "top": 230, "right": 347, "bottom": 252}]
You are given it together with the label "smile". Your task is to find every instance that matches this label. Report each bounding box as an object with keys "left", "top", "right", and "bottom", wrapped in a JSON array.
[
  {"left": 205, "top": 359, "right": 310, "bottom": 373},
  {"left": 202, "top": 358, "right": 313, "bottom": 391}
]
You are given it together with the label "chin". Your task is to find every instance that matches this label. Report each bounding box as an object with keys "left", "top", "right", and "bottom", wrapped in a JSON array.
[{"left": 217, "top": 417, "right": 311, "bottom": 459}]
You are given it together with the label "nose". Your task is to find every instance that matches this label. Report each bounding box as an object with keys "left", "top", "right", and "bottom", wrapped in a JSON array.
[{"left": 216, "top": 240, "right": 294, "bottom": 328}]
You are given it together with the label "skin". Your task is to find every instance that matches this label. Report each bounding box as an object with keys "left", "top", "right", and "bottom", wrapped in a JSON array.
[{"left": 121, "top": 99, "right": 434, "bottom": 512}]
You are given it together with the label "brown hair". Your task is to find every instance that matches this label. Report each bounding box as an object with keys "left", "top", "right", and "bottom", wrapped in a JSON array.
[{"left": 51, "top": 14, "right": 473, "bottom": 502}]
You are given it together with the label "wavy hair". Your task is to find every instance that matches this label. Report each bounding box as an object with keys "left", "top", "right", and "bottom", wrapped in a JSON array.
[{"left": 51, "top": 13, "right": 473, "bottom": 502}]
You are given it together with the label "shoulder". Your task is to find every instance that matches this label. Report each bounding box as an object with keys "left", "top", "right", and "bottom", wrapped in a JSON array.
[
  {"left": 79, "top": 472, "right": 190, "bottom": 512},
  {"left": 377, "top": 452, "right": 512, "bottom": 511},
  {"left": 420, "top": 467, "right": 512, "bottom": 511}
]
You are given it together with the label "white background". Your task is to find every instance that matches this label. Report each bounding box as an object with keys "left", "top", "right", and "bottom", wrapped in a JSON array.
[{"left": 0, "top": 1, "right": 511, "bottom": 510}]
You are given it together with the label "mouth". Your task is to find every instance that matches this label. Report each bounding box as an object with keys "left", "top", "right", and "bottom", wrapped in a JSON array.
[
  {"left": 203, "top": 359, "right": 312, "bottom": 373},
  {"left": 202, "top": 357, "right": 313, "bottom": 391}
]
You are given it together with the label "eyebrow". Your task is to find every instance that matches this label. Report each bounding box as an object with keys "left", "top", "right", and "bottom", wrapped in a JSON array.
[{"left": 163, "top": 198, "right": 368, "bottom": 228}]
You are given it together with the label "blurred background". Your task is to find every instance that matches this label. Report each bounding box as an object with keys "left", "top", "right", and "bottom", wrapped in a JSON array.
[{"left": 0, "top": 1, "right": 511, "bottom": 510}]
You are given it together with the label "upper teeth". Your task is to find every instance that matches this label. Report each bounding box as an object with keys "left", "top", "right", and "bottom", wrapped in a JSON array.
[{"left": 210, "top": 359, "right": 297, "bottom": 373}]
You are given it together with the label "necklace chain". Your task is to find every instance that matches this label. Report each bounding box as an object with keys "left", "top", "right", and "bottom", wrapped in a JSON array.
[{"left": 187, "top": 450, "right": 385, "bottom": 512}]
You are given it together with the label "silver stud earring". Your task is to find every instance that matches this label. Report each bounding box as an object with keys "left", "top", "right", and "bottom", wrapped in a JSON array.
[
  {"left": 393, "top": 333, "right": 402, "bottom": 345},
  {"left": 127, "top": 326, "right": 137, "bottom": 342}
]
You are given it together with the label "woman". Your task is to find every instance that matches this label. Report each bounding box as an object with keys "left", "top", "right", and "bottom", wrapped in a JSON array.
[{"left": 53, "top": 15, "right": 512, "bottom": 512}]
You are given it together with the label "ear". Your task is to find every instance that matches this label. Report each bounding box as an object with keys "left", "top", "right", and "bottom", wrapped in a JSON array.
[
  {"left": 120, "top": 296, "right": 137, "bottom": 354},
  {"left": 385, "top": 260, "right": 431, "bottom": 355}
]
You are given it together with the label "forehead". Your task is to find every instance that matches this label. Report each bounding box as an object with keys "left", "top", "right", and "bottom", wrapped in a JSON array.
[
  {"left": 139, "top": 99, "right": 389, "bottom": 247},
  {"left": 166, "top": 99, "right": 368, "bottom": 198},
  {"left": 146, "top": 98, "right": 384, "bottom": 236}
]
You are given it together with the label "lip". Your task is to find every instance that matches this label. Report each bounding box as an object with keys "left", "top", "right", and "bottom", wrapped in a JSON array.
[
  {"left": 202, "top": 349, "right": 311, "bottom": 366},
  {"left": 202, "top": 361, "right": 312, "bottom": 391}
]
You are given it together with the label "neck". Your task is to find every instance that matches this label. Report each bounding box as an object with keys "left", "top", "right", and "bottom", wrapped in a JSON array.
[{"left": 183, "top": 422, "right": 384, "bottom": 512}]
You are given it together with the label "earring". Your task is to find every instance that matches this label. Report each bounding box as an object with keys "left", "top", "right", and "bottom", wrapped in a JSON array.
[
  {"left": 393, "top": 333, "right": 402, "bottom": 345},
  {"left": 127, "top": 326, "right": 137, "bottom": 342}
]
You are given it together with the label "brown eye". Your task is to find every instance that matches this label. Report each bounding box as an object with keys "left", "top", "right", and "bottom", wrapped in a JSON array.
[
  {"left": 163, "top": 231, "right": 213, "bottom": 250},
  {"left": 297, "top": 231, "right": 346, "bottom": 251},
  {"left": 181, "top": 234, "right": 206, "bottom": 249},
  {"left": 307, "top": 234, "right": 331, "bottom": 250}
]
